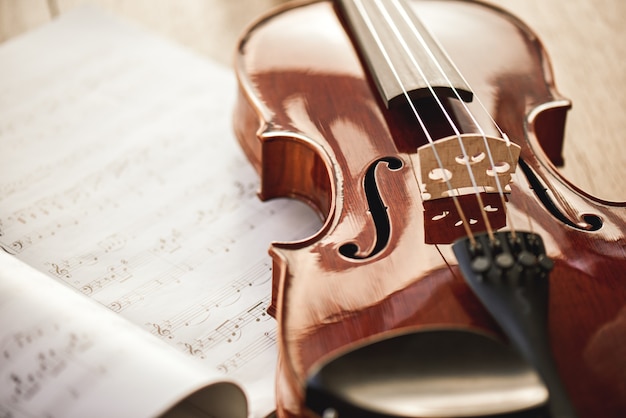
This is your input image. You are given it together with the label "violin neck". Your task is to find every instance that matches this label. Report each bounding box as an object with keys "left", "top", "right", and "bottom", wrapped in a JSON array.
[{"left": 337, "top": 0, "right": 473, "bottom": 108}]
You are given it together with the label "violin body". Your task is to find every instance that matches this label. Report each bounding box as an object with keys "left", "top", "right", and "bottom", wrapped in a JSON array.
[{"left": 233, "top": 0, "right": 626, "bottom": 416}]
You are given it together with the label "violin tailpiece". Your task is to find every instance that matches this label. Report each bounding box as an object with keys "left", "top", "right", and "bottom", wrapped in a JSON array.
[{"left": 453, "top": 231, "right": 578, "bottom": 417}]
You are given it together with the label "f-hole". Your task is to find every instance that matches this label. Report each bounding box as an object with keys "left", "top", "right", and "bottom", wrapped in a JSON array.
[
  {"left": 518, "top": 158, "right": 602, "bottom": 231},
  {"left": 339, "top": 157, "right": 403, "bottom": 260}
]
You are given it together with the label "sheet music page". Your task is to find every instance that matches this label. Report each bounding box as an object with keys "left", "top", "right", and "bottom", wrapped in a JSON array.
[
  {"left": 0, "top": 251, "right": 247, "bottom": 418},
  {"left": 0, "top": 7, "right": 320, "bottom": 417}
]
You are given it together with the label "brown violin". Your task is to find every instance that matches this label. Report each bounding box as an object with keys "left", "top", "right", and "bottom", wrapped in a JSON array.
[{"left": 233, "top": 0, "right": 626, "bottom": 416}]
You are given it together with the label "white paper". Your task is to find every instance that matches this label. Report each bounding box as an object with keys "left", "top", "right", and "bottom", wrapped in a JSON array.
[
  {"left": 0, "top": 7, "right": 320, "bottom": 418},
  {"left": 0, "top": 251, "right": 247, "bottom": 418}
]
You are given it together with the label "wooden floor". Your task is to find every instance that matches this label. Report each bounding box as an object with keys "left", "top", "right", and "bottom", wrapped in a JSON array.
[{"left": 1, "top": 0, "right": 624, "bottom": 202}]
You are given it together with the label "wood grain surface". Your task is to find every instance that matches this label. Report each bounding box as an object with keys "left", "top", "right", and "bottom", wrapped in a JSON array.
[{"left": 1, "top": 0, "right": 624, "bottom": 201}]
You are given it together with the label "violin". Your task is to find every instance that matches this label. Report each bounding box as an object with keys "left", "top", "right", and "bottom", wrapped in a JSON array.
[{"left": 233, "top": 0, "right": 626, "bottom": 416}]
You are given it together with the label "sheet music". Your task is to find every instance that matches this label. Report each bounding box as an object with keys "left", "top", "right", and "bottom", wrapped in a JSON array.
[
  {"left": 0, "top": 251, "right": 247, "bottom": 418},
  {"left": 0, "top": 7, "right": 320, "bottom": 418}
]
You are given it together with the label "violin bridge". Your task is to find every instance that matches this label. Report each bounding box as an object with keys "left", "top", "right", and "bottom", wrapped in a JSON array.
[{"left": 416, "top": 134, "right": 521, "bottom": 200}]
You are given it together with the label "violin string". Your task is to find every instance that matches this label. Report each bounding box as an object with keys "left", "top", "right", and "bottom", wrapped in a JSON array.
[
  {"left": 367, "top": 0, "right": 531, "bottom": 244},
  {"left": 388, "top": 0, "right": 515, "bottom": 242},
  {"left": 352, "top": 0, "right": 477, "bottom": 245},
  {"left": 377, "top": 0, "right": 499, "bottom": 243},
  {"left": 366, "top": 0, "right": 495, "bottom": 241},
  {"left": 404, "top": 6, "right": 526, "bottom": 239}
]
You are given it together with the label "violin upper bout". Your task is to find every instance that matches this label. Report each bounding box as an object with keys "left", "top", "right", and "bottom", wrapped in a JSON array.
[{"left": 233, "top": 71, "right": 336, "bottom": 221}]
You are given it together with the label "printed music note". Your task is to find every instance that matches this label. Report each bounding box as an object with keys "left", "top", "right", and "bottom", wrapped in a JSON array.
[
  {"left": 2, "top": 220, "right": 77, "bottom": 255},
  {"left": 245, "top": 301, "right": 270, "bottom": 323},
  {"left": 180, "top": 296, "right": 272, "bottom": 354},
  {"left": 216, "top": 319, "right": 243, "bottom": 343},
  {"left": 216, "top": 330, "right": 276, "bottom": 375},
  {"left": 0, "top": 322, "right": 95, "bottom": 408},
  {"left": 80, "top": 259, "right": 132, "bottom": 296},
  {"left": 103, "top": 263, "right": 190, "bottom": 312},
  {"left": 148, "top": 258, "right": 273, "bottom": 342},
  {"left": 98, "top": 233, "right": 129, "bottom": 253},
  {"left": 45, "top": 253, "right": 99, "bottom": 281},
  {"left": 152, "top": 229, "right": 182, "bottom": 255}
]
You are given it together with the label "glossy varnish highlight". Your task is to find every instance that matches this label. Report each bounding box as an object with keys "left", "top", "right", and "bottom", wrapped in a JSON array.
[{"left": 233, "top": 1, "right": 626, "bottom": 416}]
